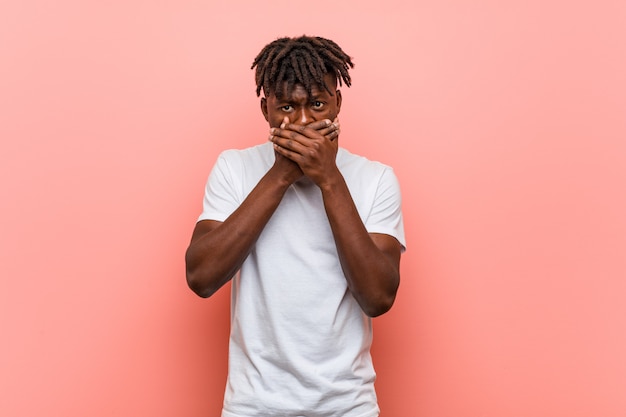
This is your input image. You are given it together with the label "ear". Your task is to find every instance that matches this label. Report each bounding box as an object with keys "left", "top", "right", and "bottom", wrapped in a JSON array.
[
  {"left": 335, "top": 90, "right": 342, "bottom": 116},
  {"left": 260, "top": 97, "right": 269, "bottom": 122}
]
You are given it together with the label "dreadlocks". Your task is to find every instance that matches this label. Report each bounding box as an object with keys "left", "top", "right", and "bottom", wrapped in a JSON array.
[{"left": 251, "top": 35, "right": 354, "bottom": 98}]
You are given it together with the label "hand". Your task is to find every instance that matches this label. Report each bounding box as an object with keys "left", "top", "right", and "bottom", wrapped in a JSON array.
[
  {"left": 268, "top": 117, "right": 304, "bottom": 185},
  {"left": 308, "top": 117, "right": 341, "bottom": 142},
  {"left": 269, "top": 117, "right": 341, "bottom": 187}
]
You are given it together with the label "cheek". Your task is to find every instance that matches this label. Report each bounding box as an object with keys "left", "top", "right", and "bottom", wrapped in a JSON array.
[
  {"left": 265, "top": 111, "right": 283, "bottom": 128},
  {"left": 325, "top": 107, "right": 338, "bottom": 120}
]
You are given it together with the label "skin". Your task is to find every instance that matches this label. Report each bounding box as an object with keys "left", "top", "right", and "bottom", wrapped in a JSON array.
[{"left": 185, "top": 73, "right": 401, "bottom": 317}]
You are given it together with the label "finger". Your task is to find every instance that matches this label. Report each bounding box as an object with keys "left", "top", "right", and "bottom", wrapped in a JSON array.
[
  {"left": 281, "top": 122, "right": 326, "bottom": 140},
  {"left": 273, "top": 141, "right": 305, "bottom": 164},
  {"left": 326, "top": 129, "right": 339, "bottom": 141},
  {"left": 270, "top": 127, "right": 308, "bottom": 145},
  {"left": 268, "top": 117, "right": 289, "bottom": 142},
  {"left": 332, "top": 118, "right": 341, "bottom": 139},
  {"left": 328, "top": 118, "right": 341, "bottom": 142},
  {"left": 317, "top": 121, "right": 340, "bottom": 138},
  {"left": 270, "top": 130, "right": 309, "bottom": 156},
  {"left": 307, "top": 119, "right": 333, "bottom": 131}
]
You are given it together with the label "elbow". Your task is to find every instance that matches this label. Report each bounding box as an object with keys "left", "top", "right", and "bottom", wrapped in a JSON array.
[
  {"left": 186, "top": 262, "right": 234, "bottom": 298},
  {"left": 186, "top": 272, "right": 215, "bottom": 298},
  {"left": 362, "top": 293, "right": 396, "bottom": 317},
  {"left": 185, "top": 250, "right": 219, "bottom": 299},
  {"left": 360, "top": 274, "right": 400, "bottom": 318},
  {"left": 185, "top": 257, "right": 235, "bottom": 299}
]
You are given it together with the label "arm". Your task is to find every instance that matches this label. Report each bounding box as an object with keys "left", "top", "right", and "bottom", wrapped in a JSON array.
[
  {"left": 270, "top": 123, "right": 402, "bottom": 317},
  {"left": 185, "top": 163, "right": 294, "bottom": 298},
  {"left": 321, "top": 176, "right": 402, "bottom": 317},
  {"left": 185, "top": 121, "right": 340, "bottom": 298}
]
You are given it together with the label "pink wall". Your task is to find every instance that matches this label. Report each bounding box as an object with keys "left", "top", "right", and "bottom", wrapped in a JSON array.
[{"left": 2, "top": 1, "right": 625, "bottom": 416}]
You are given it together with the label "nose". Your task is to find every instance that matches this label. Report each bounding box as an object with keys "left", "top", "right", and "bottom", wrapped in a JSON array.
[{"left": 294, "top": 108, "right": 313, "bottom": 125}]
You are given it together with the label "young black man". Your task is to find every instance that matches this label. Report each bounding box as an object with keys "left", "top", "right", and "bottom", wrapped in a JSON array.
[{"left": 185, "top": 35, "right": 406, "bottom": 417}]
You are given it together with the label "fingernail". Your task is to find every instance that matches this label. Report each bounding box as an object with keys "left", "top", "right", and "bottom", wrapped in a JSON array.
[{"left": 268, "top": 135, "right": 273, "bottom": 141}]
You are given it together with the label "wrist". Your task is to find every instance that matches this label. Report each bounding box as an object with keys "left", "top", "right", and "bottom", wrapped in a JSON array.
[
  {"left": 318, "top": 169, "right": 345, "bottom": 194},
  {"left": 268, "top": 162, "right": 300, "bottom": 188}
]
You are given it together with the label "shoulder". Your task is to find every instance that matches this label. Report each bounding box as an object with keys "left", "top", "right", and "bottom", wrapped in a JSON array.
[
  {"left": 337, "top": 147, "right": 396, "bottom": 182},
  {"left": 218, "top": 142, "right": 274, "bottom": 164},
  {"left": 215, "top": 142, "right": 274, "bottom": 173}
]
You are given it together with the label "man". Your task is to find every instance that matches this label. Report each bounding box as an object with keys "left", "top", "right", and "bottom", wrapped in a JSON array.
[{"left": 185, "top": 35, "right": 406, "bottom": 417}]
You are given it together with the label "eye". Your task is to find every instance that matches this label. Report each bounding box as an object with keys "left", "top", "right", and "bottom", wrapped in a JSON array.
[
  {"left": 312, "top": 101, "right": 324, "bottom": 110},
  {"left": 281, "top": 105, "right": 293, "bottom": 112}
]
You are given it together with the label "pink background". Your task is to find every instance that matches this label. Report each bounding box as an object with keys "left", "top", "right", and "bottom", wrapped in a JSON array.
[{"left": 2, "top": 1, "right": 625, "bottom": 416}]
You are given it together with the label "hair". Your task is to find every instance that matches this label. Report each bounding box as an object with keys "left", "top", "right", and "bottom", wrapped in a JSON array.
[{"left": 251, "top": 35, "right": 354, "bottom": 98}]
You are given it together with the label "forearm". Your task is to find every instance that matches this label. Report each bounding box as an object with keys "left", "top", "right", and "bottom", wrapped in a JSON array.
[
  {"left": 185, "top": 167, "right": 292, "bottom": 297},
  {"left": 320, "top": 173, "right": 400, "bottom": 317}
]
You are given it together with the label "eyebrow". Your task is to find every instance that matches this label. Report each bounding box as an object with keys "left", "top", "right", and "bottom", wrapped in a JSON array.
[
  {"left": 276, "top": 95, "right": 327, "bottom": 104},
  {"left": 272, "top": 86, "right": 332, "bottom": 102}
]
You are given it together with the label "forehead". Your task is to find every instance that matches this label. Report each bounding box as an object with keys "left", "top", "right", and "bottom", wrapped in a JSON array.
[{"left": 269, "top": 73, "right": 337, "bottom": 99}]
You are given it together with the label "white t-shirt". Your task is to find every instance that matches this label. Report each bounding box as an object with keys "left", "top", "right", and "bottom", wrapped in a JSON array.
[{"left": 198, "top": 142, "right": 406, "bottom": 417}]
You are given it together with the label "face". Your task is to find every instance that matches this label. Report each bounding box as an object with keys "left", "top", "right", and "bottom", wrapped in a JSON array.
[{"left": 261, "top": 73, "right": 342, "bottom": 128}]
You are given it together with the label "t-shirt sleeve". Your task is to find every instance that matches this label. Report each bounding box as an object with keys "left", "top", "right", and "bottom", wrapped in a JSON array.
[
  {"left": 197, "top": 152, "right": 240, "bottom": 223},
  {"left": 365, "top": 167, "right": 406, "bottom": 252}
]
